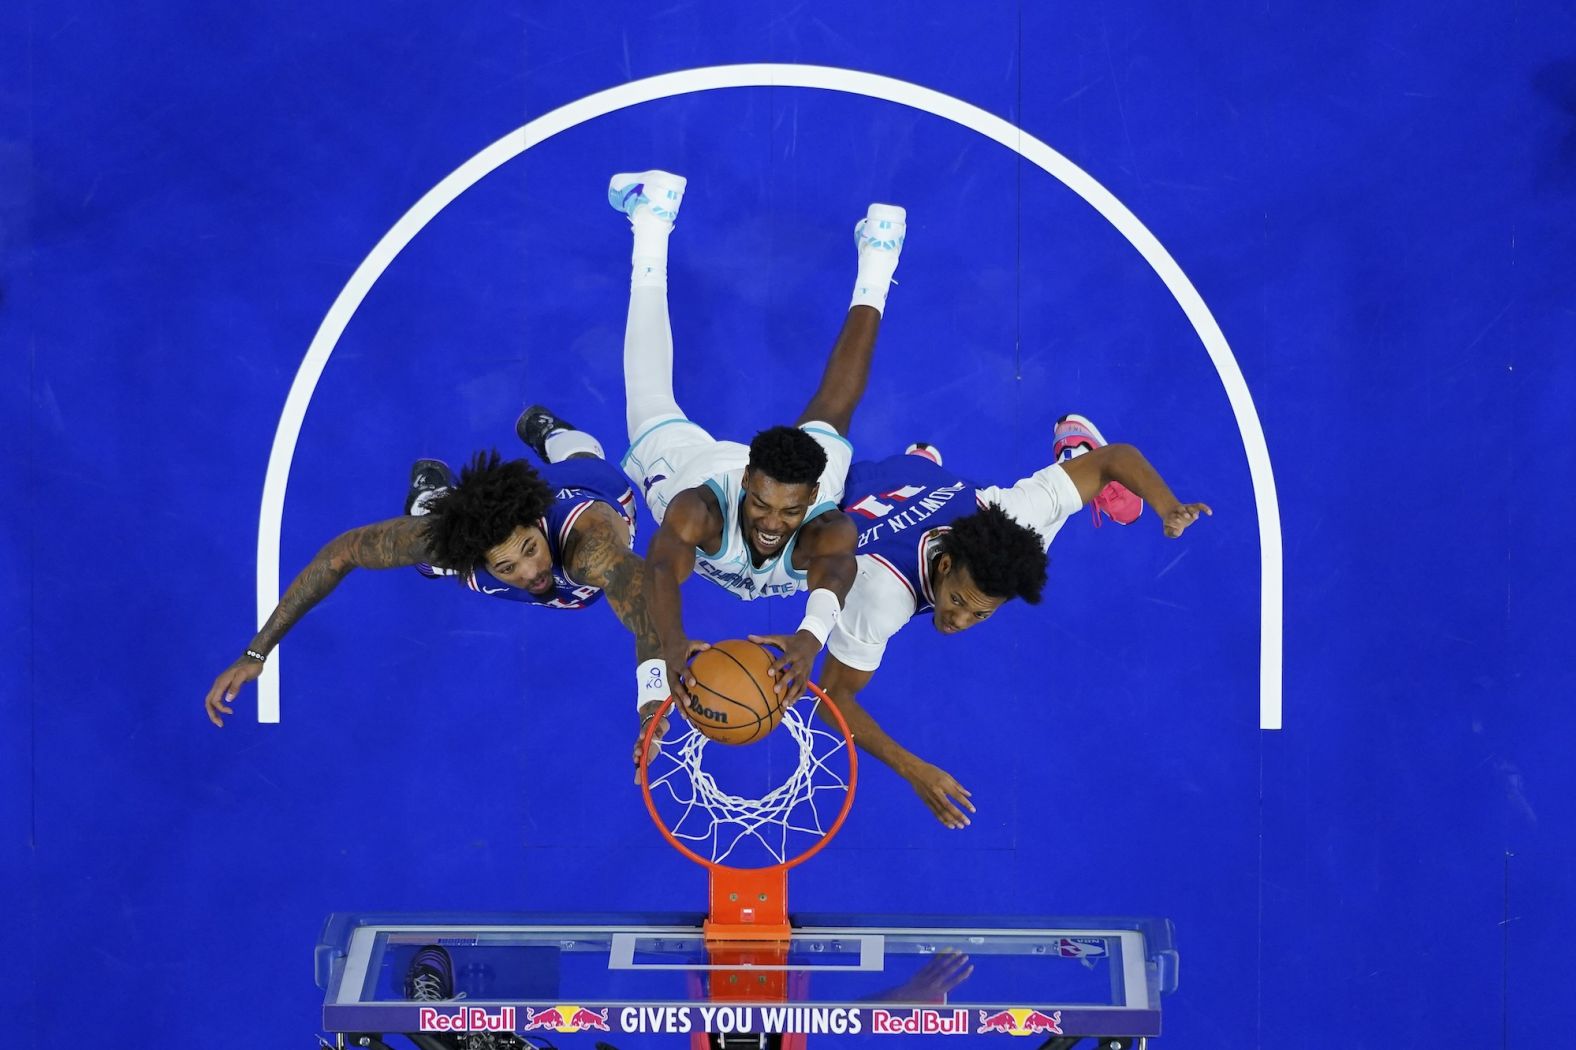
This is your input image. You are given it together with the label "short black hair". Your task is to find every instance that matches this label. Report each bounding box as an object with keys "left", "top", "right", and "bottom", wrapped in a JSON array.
[
  {"left": 422, "top": 450, "right": 554, "bottom": 573},
  {"left": 747, "top": 426, "right": 827, "bottom": 486},
  {"left": 939, "top": 504, "right": 1049, "bottom": 605}
]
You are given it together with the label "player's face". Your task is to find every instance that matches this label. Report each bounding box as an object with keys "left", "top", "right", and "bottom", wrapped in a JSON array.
[
  {"left": 483, "top": 524, "right": 555, "bottom": 594},
  {"left": 930, "top": 558, "right": 1007, "bottom": 635},
  {"left": 740, "top": 470, "right": 819, "bottom": 560}
]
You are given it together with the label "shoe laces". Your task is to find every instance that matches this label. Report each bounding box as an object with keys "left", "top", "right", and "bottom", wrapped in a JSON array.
[{"left": 409, "top": 970, "right": 449, "bottom": 1001}]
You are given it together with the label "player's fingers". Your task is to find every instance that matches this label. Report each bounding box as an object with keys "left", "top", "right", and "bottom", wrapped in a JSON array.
[
  {"left": 776, "top": 668, "right": 801, "bottom": 700},
  {"left": 931, "top": 791, "right": 969, "bottom": 828}
]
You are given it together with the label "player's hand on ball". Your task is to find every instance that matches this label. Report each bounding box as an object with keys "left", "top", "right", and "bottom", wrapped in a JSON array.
[
  {"left": 1161, "top": 501, "right": 1212, "bottom": 538},
  {"left": 905, "top": 761, "right": 975, "bottom": 829},
  {"left": 665, "top": 639, "right": 710, "bottom": 709},
  {"left": 633, "top": 702, "right": 670, "bottom": 784},
  {"left": 204, "top": 657, "right": 263, "bottom": 727},
  {"left": 748, "top": 631, "right": 819, "bottom": 701}
]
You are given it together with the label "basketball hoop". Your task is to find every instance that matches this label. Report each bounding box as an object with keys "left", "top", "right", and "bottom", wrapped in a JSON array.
[{"left": 639, "top": 682, "right": 858, "bottom": 946}]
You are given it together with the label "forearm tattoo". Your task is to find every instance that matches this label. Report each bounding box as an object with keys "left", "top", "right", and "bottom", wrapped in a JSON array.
[
  {"left": 566, "top": 510, "right": 664, "bottom": 661},
  {"left": 250, "top": 517, "right": 432, "bottom": 654}
]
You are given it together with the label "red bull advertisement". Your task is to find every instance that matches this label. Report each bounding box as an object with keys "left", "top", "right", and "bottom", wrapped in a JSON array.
[
  {"left": 976, "top": 1007, "right": 1064, "bottom": 1036},
  {"left": 417, "top": 1006, "right": 516, "bottom": 1032},
  {"left": 520, "top": 1004, "right": 611, "bottom": 1033},
  {"left": 868, "top": 1008, "right": 970, "bottom": 1035},
  {"left": 348, "top": 1001, "right": 1155, "bottom": 1039}
]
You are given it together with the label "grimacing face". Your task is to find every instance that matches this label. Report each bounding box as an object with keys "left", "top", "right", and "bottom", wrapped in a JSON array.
[
  {"left": 930, "top": 555, "right": 1008, "bottom": 634},
  {"left": 483, "top": 524, "right": 554, "bottom": 594},
  {"left": 740, "top": 469, "right": 818, "bottom": 562}
]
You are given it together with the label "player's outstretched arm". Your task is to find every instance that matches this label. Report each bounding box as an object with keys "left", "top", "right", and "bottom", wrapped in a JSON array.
[
  {"left": 560, "top": 502, "right": 680, "bottom": 780},
  {"left": 753, "top": 511, "right": 859, "bottom": 701},
  {"left": 819, "top": 655, "right": 975, "bottom": 830},
  {"left": 204, "top": 515, "right": 433, "bottom": 727},
  {"left": 562, "top": 503, "right": 662, "bottom": 663},
  {"left": 1060, "top": 443, "right": 1212, "bottom": 538},
  {"left": 643, "top": 487, "right": 717, "bottom": 708}
]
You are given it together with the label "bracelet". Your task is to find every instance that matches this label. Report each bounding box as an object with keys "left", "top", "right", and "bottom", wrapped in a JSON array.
[
  {"left": 636, "top": 658, "right": 669, "bottom": 711},
  {"left": 796, "top": 588, "right": 842, "bottom": 648},
  {"left": 244, "top": 649, "right": 267, "bottom": 663}
]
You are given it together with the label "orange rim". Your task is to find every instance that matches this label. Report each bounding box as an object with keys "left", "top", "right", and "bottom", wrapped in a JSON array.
[{"left": 639, "top": 680, "right": 859, "bottom": 873}]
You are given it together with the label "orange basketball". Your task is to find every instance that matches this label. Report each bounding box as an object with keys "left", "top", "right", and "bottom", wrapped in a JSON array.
[{"left": 682, "top": 639, "right": 787, "bottom": 745}]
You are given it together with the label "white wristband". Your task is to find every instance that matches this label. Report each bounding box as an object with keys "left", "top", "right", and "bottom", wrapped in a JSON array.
[
  {"left": 637, "top": 658, "right": 669, "bottom": 711},
  {"left": 796, "top": 588, "right": 842, "bottom": 648}
]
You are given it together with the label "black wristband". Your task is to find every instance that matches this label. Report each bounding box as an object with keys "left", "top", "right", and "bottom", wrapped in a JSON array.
[{"left": 244, "top": 649, "right": 266, "bottom": 663}]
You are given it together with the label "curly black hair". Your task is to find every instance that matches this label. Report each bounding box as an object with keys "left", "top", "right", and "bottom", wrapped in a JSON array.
[
  {"left": 747, "top": 426, "right": 827, "bottom": 487},
  {"left": 938, "top": 504, "right": 1049, "bottom": 604},
  {"left": 422, "top": 450, "right": 554, "bottom": 573}
]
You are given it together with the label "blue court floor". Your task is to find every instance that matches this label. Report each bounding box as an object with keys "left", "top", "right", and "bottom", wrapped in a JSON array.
[{"left": 7, "top": 2, "right": 1576, "bottom": 1046}]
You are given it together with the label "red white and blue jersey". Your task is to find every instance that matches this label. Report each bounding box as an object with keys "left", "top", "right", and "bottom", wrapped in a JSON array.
[
  {"left": 418, "top": 457, "right": 637, "bottom": 611},
  {"left": 841, "top": 455, "right": 982, "bottom": 618},
  {"left": 828, "top": 453, "right": 1081, "bottom": 672}
]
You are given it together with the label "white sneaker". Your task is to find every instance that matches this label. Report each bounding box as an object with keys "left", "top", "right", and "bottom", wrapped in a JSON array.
[
  {"left": 854, "top": 203, "right": 906, "bottom": 260},
  {"left": 608, "top": 170, "right": 687, "bottom": 224}
]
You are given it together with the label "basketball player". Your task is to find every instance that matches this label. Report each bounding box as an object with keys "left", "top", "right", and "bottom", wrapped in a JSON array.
[
  {"left": 754, "top": 415, "right": 1211, "bottom": 828},
  {"left": 596, "top": 169, "right": 906, "bottom": 743},
  {"left": 203, "top": 413, "right": 660, "bottom": 727}
]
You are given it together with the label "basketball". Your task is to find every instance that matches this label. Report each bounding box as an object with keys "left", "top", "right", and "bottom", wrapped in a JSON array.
[{"left": 682, "top": 639, "right": 787, "bottom": 745}]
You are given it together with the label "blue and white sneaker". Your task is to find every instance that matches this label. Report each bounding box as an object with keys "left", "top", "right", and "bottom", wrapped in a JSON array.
[
  {"left": 608, "top": 170, "right": 687, "bottom": 224},
  {"left": 854, "top": 203, "right": 906, "bottom": 259}
]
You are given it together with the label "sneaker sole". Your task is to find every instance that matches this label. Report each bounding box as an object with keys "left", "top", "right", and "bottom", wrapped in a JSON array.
[
  {"left": 866, "top": 202, "right": 905, "bottom": 224},
  {"left": 1057, "top": 413, "right": 1110, "bottom": 447},
  {"left": 609, "top": 170, "right": 687, "bottom": 214}
]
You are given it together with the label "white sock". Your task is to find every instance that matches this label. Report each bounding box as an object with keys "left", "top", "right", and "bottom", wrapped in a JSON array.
[
  {"left": 543, "top": 429, "right": 605, "bottom": 463},
  {"left": 850, "top": 251, "right": 900, "bottom": 314},
  {"left": 630, "top": 212, "right": 673, "bottom": 290}
]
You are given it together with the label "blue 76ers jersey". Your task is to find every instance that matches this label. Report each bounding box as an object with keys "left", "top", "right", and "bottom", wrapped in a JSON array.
[
  {"left": 420, "top": 457, "right": 636, "bottom": 611},
  {"left": 840, "top": 454, "right": 983, "bottom": 617}
]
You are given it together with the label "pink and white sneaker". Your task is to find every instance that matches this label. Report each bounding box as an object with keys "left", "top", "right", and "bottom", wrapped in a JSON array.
[
  {"left": 1052, "top": 413, "right": 1143, "bottom": 526},
  {"left": 904, "top": 442, "right": 943, "bottom": 466}
]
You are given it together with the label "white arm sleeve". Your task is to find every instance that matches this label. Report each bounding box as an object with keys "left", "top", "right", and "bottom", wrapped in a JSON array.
[
  {"left": 974, "top": 463, "right": 1082, "bottom": 550},
  {"left": 825, "top": 557, "right": 920, "bottom": 672}
]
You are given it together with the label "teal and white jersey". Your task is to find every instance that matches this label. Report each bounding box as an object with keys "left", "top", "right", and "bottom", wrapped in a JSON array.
[
  {"left": 691, "top": 467, "right": 839, "bottom": 600},
  {"left": 622, "top": 416, "right": 854, "bottom": 601}
]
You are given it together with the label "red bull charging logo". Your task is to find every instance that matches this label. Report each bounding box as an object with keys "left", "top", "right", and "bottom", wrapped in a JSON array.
[
  {"left": 976, "top": 1008, "right": 1064, "bottom": 1036},
  {"left": 520, "top": 1004, "right": 612, "bottom": 1034}
]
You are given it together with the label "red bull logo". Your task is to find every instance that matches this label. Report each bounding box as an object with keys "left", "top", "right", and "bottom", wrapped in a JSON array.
[
  {"left": 975, "top": 1008, "right": 1064, "bottom": 1036},
  {"left": 520, "top": 1004, "right": 611, "bottom": 1034},
  {"left": 417, "top": 1006, "right": 516, "bottom": 1032}
]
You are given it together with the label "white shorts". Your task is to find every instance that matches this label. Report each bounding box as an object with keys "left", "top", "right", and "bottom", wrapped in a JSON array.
[{"left": 620, "top": 414, "right": 854, "bottom": 524}]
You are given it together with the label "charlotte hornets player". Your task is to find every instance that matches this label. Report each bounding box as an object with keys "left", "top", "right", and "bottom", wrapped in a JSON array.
[
  {"left": 203, "top": 411, "right": 659, "bottom": 728},
  {"left": 798, "top": 416, "right": 1211, "bottom": 828},
  {"left": 601, "top": 169, "right": 906, "bottom": 724}
]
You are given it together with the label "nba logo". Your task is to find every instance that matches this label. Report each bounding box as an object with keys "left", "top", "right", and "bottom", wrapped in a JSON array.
[{"left": 1056, "top": 938, "right": 1107, "bottom": 958}]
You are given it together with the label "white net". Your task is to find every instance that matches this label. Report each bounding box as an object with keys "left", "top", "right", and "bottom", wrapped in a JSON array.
[{"left": 644, "top": 697, "right": 853, "bottom": 867}]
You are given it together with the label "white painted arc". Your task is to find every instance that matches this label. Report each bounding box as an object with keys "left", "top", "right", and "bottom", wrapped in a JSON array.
[{"left": 255, "top": 63, "right": 1283, "bottom": 729}]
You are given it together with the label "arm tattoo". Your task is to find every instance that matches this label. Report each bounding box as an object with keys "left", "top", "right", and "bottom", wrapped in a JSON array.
[
  {"left": 565, "top": 506, "right": 664, "bottom": 661},
  {"left": 249, "top": 516, "right": 432, "bottom": 654}
]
